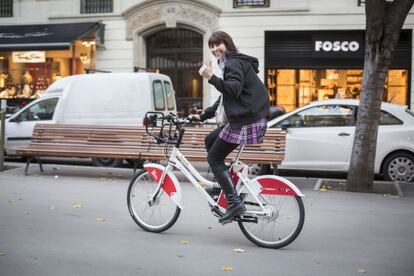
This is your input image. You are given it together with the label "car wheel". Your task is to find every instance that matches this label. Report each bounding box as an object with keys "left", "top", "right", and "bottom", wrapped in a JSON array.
[
  {"left": 382, "top": 152, "right": 414, "bottom": 182},
  {"left": 248, "top": 163, "right": 270, "bottom": 175},
  {"left": 91, "top": 157, "right": 123, "bottom": 167}
]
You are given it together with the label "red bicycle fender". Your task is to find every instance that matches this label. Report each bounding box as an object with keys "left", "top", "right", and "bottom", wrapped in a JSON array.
[
  {"left": 144, "top": 163, "right": 183, "bottom": 209},
  {"left": 253, "top": 175, "right": 305, "bottom": 197}
]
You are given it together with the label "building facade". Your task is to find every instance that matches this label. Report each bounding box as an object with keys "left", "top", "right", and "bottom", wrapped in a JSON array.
[{"left": 0, "top": 0, "right": 413, "bottom": 114}]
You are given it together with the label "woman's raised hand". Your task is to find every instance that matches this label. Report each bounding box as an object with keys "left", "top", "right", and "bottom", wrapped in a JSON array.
[{"left": 198, "top": 61, "right": 213, "bottom": 80}]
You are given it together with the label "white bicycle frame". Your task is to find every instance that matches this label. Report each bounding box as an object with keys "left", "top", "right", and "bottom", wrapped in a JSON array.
[{"left": 145, "top": 144, "right": 304, "bottom": 216}]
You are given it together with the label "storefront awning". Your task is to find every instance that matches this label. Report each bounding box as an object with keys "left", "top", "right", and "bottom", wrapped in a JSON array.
[{"left": 0, "top": 22, "right": 104, "bottom": 51}]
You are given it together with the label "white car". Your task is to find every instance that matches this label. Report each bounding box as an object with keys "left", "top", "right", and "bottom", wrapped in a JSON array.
[{"left": 256, "top": 99, "right": 414, "bottom": 182}]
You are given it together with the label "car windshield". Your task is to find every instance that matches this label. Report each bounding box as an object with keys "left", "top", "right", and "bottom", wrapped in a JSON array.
[{"left": 406, "top": 108, "right": 414, "bottom": 118}]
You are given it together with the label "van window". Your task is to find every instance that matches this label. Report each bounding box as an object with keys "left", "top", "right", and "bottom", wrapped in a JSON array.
[
  {"left": 164, "top": 81, "right": 175, "bottom": 110},
  {"left": 14, "top": 98, "right": 58, "bottom": 122},
  {"left": 153, "top": 81, "right": 165, "bottom": 111}
]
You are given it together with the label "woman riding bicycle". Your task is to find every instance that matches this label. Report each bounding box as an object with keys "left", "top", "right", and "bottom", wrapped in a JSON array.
[{"left": 193, "top": 31, "right": 270, "bottom": 224}]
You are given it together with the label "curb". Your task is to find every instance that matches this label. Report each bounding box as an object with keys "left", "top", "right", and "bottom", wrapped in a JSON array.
[{"left": 313, "top": 178, "right": 405, "bottom": 196}]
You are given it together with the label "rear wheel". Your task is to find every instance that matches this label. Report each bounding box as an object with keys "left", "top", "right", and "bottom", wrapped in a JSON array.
[
  {"left": 382, "top": 152, "right": 414, "bottom": 182},
  {"left": 238, "top": 193, "right": 305, "bottom": 249},
  {"left": 127, "top": 170, "right": 181, "bottom": 233}
]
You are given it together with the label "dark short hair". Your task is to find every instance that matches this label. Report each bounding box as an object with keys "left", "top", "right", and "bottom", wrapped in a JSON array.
[{"left": 208, "top": 31, "right": 238, "bottom": 54}]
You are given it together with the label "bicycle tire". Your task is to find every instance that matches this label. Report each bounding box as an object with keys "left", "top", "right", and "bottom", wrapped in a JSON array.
[
  {"left": 238, "top": 194, "right": 305, "bottom": 249},
  {"left": 127, "top": 170, "right": 181, "bottom": 233}
]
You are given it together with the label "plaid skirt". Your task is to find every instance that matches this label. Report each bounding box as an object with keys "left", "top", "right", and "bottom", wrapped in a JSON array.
[{"left": 219, "top": 118, "right": 267, "bottom": 145}]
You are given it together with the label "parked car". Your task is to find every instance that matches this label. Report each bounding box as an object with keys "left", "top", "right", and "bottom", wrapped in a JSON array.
[
  {"left": 250, "top": 99, "right": 414, "bottom": 182},
  {"left": 5, "top": 72, "right": 177, "bottom": 167}
]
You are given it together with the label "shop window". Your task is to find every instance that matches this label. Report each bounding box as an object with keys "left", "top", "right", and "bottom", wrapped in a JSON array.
[
  {"left": 0, "top": 0, "right": 12, "bottom": 17},
  {"left": 164, "top": 81, "right": 175, "bottom": 111},
  {"left": 81, "top": 0, "right": 113, "bottom": 14},
  {"left": 153, "top": 81, "right": 165, "bottom": 111},
  {"left": 13, "top": 98, "right": 58, "bottom": 122},
  {"left": 267, "top": 68, "right": 408, "bottom": 112},
  {"left": 233, "top": 0, "right": 269, "bottom": 8}
]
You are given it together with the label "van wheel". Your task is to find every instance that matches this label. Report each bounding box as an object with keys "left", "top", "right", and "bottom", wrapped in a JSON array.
[
  {"left": 248, "top": 163, "right": 270, "bottom": 175},
  {"left": 91, "top": 157, "right": 123, "bottom": 167},
  {"left": 126, "top": 159, "right": 144, "bottom": 168}
]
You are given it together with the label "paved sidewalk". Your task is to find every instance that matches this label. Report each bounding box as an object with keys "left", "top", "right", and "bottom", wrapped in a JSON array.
[{"left": 0, "top": 162, "right": 413, "bottom": 276}]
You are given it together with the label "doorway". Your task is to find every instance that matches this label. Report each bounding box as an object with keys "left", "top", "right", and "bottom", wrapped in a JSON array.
[{"left": 146, "top": 28, "right": 203, "bottom": 115}]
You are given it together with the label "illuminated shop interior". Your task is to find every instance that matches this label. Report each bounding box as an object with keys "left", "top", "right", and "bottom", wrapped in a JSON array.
[{"left": 267, "top": 69, "right": 408, "bottom": 112}]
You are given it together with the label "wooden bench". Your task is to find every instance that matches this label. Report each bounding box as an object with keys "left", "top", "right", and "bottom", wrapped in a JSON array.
[{"left": 17, "top": 123, "right": 286, "bottom": 175}]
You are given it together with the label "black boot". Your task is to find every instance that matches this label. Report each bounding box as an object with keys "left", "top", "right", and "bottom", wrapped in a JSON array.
[
  {"left": 216, "top": 170, "right": 246, "bottom": 223},
  {"left": 205, "top": 167, "right": 221, "bottom": 200}
]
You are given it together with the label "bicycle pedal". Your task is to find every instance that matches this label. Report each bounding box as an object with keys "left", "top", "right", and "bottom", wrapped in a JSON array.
[
  {"left": 210, "top": 206, "right": 225, "bottom": 218},
  {"left": 220, "top": 219, "right": 233, "bottom": 225}
]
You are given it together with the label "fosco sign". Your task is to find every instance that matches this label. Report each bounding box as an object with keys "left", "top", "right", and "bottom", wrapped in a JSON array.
[{"left": 315, "top": 40, "right": 360, "bottom": 52}]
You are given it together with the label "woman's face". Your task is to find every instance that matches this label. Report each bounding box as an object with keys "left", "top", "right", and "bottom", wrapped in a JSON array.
[{"left": 210, "top": 42, "right": 227, "bottom": 59}]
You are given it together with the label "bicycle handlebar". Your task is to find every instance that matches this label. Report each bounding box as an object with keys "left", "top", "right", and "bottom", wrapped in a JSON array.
[{"left": 144, "top": 112, "right": 201, "bottom": 146}]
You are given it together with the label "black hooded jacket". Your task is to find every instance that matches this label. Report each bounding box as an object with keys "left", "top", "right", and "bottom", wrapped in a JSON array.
[{"left": 200, "top": 53, "right": 270, "bottom": 128}]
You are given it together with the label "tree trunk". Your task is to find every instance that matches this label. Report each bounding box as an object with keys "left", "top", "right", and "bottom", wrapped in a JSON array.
[{"left": 346, "top": 0, "right": 414, "bottom": 192}]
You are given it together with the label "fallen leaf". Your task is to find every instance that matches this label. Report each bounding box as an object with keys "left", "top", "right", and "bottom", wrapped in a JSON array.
[
  {"left": 383, "top": 193, "right": 392, "bottom": 197},
  {"left": 222, "top": 266, "right": 233, "bottom": 272},
  {"left": 72, "top": 204, "right": 83, "bottom": 209},
  {"left": 319, "top": 188, "right": 328, "bottom": 192},
  {"left": 48, "top": 206, "right": 56, "bottom": 210},
  {"left": 180, "top": 240, "right": 189, "bottom": 245},
  {"left": 8, "top": 200, "right": 15, "bottom": 204},
  {"left": 233, "top": 248, "right": 245, "bottom": 253},
  {"left": 357, "top": 268, "right": 367, "bottom": 273},
  {"left": 0, "top": 252, "right": 7, "bottom": 256},
  {"left": 208, "top": 226, "right": 213, "bottom": 230},
  {"left": 96, "top": 217, "right": 108, "bottom": 222},
  {"left": 177, "top": 255, "right": 184, "bottom": 258}
]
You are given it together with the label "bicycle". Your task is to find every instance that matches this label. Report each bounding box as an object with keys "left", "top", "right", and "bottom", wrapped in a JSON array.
[{"left": 127, "top": 112, "right": 305, "bottom": 249}]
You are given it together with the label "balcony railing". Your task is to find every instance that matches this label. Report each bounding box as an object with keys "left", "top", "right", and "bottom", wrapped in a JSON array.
[
  {"left": 357, "top": 0, "right": 366, "bottom": 6},
  {"left": 0, "top": 0, "right": 13, "bottom": 17},
  {"left": 81, "top": 0, "right": 113, "bottom": 14},
  {"left": 233, "top": 0, "right": 270, "bottom": 8}
]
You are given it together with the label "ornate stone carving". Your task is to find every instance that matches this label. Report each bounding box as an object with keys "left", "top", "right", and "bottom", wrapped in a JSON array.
[{"left": 125, "top": 2, "right": 218, "bottom": 40}]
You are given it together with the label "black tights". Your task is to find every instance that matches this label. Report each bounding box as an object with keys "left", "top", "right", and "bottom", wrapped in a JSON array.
[{"left": 205, "top": 127, "right": 239, "bottom": 175}]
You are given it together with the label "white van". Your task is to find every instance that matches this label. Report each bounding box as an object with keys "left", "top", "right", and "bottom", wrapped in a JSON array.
[{"left": 5, "top": 72, "right": 176, "bottom": 166}]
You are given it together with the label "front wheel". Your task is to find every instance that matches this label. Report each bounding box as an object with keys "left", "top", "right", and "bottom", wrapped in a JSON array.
[
  {"left": 238, "top": 193, "right": 305, "bottom": 249},
  {"left": 127, "top": 170, "right": 181, "bottom": 233}
]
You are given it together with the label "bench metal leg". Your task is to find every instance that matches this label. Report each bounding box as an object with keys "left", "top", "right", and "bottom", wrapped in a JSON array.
[
  {"left": 133, "top": 160, "right": 138, "bottom": 174},
  {"left": 24, "top": 157, "right": 44, "bottom": 175},
  {"left": 272, "top": 165, "right": 279, "bottom": 175},
  {"left": 24, "top": 157, "right": 33, "bottom": 175},
  {"left": 37, "top": 157, "right": 44, "bottom": 172}
]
